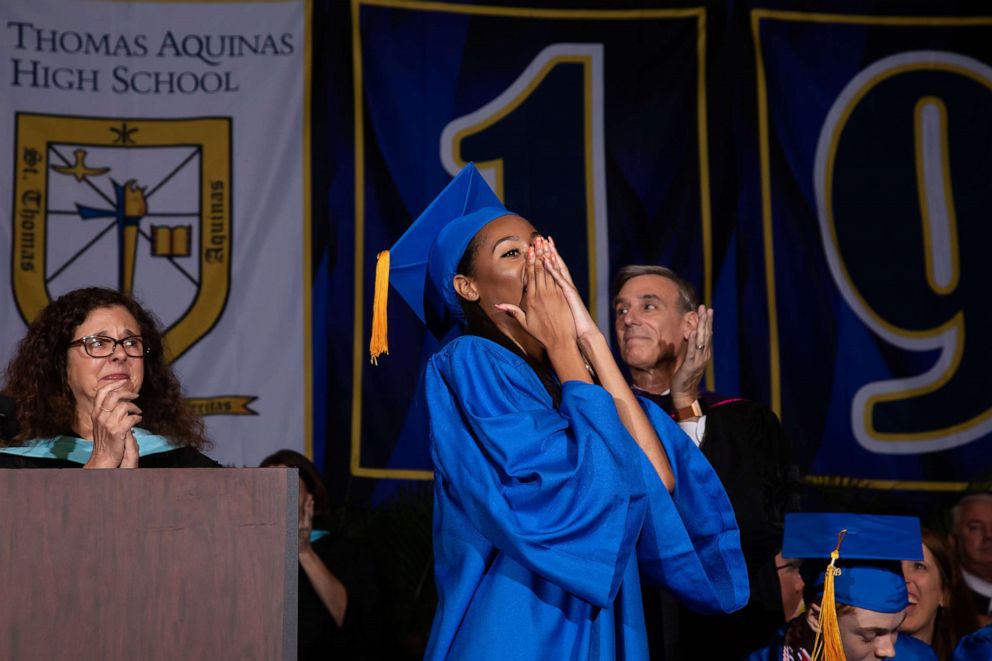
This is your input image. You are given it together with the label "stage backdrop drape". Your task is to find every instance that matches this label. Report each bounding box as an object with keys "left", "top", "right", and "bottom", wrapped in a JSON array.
[
  {"left": 0, "top": 0, "right": 311, "bottom": 467},
  {"left": 321, "top": 1, "right": 716, "bottom": 495},
  {"left": 315, "top": 0, "right": 992, "bottom": 506},
  {"left": 1, "top": 1, "right": 988, "bottom": 497},
  {"left": 743, "top": 5, "right": 992, "bottom": 496}
]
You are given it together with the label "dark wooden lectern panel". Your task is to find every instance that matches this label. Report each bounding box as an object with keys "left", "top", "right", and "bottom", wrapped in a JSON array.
[{"left": 0, "top": 468, "right": 297, "bottom": 660}]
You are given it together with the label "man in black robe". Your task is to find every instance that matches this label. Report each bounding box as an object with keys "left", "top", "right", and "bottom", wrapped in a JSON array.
[
  {"left": 611, "top": 265, "right": 801, "bottom": 660},
  {"left": 949, "top": 492, "right": 992, "bottom": 625}
]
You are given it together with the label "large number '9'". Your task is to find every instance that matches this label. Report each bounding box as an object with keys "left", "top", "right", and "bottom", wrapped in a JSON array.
[{"left": 815, "top": 51, "right": 992, "bottom": 454}]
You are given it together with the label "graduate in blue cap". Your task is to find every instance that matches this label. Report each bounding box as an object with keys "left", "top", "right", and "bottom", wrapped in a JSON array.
[
  {"left": 747, "top": 513, "right": 938, "bottom": 661},
  {"left": 373, "top": 164, "right": 748, "bottom": 660}
]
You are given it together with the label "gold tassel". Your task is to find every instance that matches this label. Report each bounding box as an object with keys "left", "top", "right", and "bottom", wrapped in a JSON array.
[
  {"left": 369, "top": 250, "right": 390, "bottom": 365},
  {"left": 812, "top": 529, "right": 848, "bottom": 661}
]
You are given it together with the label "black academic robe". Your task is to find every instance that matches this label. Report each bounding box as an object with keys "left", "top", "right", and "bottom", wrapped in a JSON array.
[
  {"left": 0, "top": 446, "right": 220, "bottom": 468},
  {"left": 298, "top": 534, "right": 383, "bottom": 660},
  {"left": 638, "top": 391, "right": 801, "bottom": 660}
]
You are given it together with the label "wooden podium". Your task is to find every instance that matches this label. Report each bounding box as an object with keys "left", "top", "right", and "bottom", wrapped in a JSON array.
[{"left": 0, "top": 468, "right": 298, "bottom": 660}]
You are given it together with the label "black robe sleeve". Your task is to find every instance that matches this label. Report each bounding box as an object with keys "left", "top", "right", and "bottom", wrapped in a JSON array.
[
  {"left": 645, "top": 398, "right": 802, "bottom": 660},
  {"left": 298, "top": 535, "right": 383, "bottom": 660}
]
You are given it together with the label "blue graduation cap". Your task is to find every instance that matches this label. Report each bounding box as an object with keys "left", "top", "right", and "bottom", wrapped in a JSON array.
[
  {"left": 370, "top": 164, "right": 511, "bottom": 361},
  {"left": 783, "top": 512, "right": 922, "bottom": 613},
  {"left": 782, "top": 513, "right": 923, "bottom": 661}
]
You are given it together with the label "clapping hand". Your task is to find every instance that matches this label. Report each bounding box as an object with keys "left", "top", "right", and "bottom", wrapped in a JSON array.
[
  {"left": 299, "top": 490, "right": 315, "bottom": 554},
  {"left": 84, "top": 380, "right": 142, "bottom": 469},
  {"left": 671, "top": 305, "right": 713, "bottom": 407}
]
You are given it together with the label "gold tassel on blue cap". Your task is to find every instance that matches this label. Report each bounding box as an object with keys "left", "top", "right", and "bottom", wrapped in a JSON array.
[
  {"left": 812, "top": 529, "right": 847, "bottom": 661},
  {"left": 369, "top": 250, "right": 390, "bottom": 365},
  {"left": 379, "top": 164, "right": 505, "bottom": 342}
]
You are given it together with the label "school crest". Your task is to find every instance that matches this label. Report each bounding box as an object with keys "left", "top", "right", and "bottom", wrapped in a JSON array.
[
  {"left": 12, "top": 113, "right": 232, "bottom": 364},
  {"left": 11, "top": 113, "right": 256, "bottom": 415}
]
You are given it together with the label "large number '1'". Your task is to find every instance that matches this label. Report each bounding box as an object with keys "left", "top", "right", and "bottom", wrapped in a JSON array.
[
  {"left": 439, "top": 43, "right": 610, "bottom": 329},
  {"left": 815, "top": 51, "right": 992, "bottom": 454}
]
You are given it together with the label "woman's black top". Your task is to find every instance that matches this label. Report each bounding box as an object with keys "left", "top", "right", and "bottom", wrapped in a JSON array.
[
  {"left": 299, "top": 534, "right": 383, "bottom": 660},
  {"left": 0, "top": 446, "right": 220, "bottom": 468}
]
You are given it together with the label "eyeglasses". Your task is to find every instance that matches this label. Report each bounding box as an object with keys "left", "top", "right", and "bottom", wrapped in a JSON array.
[{"left": 68, "top": 335, "right": 149, "bottom": 358}]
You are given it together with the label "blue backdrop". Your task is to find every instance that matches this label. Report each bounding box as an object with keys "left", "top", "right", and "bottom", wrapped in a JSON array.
[{"left": 311, "top": 0, "right": 992, "bottom": 510}]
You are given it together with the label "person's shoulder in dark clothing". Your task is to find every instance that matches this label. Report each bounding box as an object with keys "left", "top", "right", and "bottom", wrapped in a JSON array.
[
  {"left": 697, "top": 392, "right": 800, "bottom": 517},
  {"left": 138, "top": 447, "right": 221, "bottom": 468},
  {"left": 0, "top": 453, "right": 79, "bottom": 469},
  {"left": 664, "top": 392, "right": 801, "bottom": 660},
  {"left": 299, "top": 533, "right": 383, "bottom": 660},
  {"left": 700, "top": 391, "right": 779, "bottom": 426}
]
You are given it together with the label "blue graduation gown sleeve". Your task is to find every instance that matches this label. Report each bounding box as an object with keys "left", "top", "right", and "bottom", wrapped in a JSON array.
[
  {"left": 633, "top": 398, "right": 750, "bottom": 614},
  {"left": 895, "top": 634, "right": 938, "bottom": 659},
  {"left": 952, "top": 624, "right": 992, "bottom": 661},
  {"left": 427, "top": 336, "right": 651, "bottom": 609},
  {"left": 424, "top": 336, "right": 749, "bottom": 659},
  {"left": 743, "top": 642, "right": 779, "bottom": 661}
]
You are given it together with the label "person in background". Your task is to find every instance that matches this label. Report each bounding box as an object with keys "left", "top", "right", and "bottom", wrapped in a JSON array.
[
  {"left": 902, "top": 529, "right": 981, "bottom": 659},
  {"left": 948, "top": 492, "right": 992, "bottom": 627},
  {"left": 748, "top": 513, "right": 937, "bottom": 661},
  {"left": 260, "top": 449, "right": 382, "bottom": 660},
  {"left": 0, "top": 287, "right": 217, "bottom": 468},
  {"left": 611, "top": 265, "right": 800, "bottom": 658},
  {"left": 777, "top": 552, "right": 805, "bottom": 622}
]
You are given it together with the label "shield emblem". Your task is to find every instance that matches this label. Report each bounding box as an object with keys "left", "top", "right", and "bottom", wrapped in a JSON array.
[{"left": 12, "top": 113, "right": 232, "bottom": 363}]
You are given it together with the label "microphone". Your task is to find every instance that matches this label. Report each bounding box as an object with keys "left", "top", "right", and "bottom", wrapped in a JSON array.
[{"left": 0, "top": 395, "right": 19, "bottom": 441}]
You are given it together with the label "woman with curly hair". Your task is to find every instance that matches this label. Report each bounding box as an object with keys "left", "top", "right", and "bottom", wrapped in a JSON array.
[{"left": 0, "top": 287, "right": 218, "bottom": 468}]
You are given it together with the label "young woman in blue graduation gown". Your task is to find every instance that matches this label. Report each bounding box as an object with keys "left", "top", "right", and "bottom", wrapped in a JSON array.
[{"left": 419, "top": 211, "right": 748, "bottom": 659}]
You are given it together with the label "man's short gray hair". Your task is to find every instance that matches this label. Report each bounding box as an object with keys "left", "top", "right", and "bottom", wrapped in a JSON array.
[
  {"left": 951, "top": 492, "right": 992, "bottom": 532},
  {"left": 610, "top": 264, "right": 699, "bottom": 313}
]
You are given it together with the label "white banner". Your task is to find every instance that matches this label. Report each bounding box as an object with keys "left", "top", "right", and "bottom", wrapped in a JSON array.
[{"left": 0, "top": 0, "right": 310, "bottom": 466}]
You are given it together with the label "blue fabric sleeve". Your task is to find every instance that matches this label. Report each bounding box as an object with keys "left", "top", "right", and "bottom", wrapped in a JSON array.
[
  {"left": 896, "top": 633, "right": 938, "bottom": 660},
  {"left": 633, "top": 397, "right": 751, "bottom": 615},
  {"left": 743, "top": 644, "right": 778, "bottom": 661},
  {"left": 952, "top": 624, "right": 992, "bottom": 661},
  {"left": 427, "top": 337, "right": 651, "bottom": 609}
]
